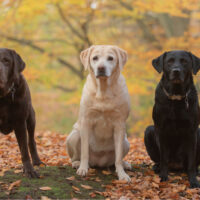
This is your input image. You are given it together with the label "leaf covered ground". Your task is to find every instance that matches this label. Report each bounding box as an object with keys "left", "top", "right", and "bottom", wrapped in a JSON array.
[{"left": 0, "top": 132, "right": 200, "bottom": 199}]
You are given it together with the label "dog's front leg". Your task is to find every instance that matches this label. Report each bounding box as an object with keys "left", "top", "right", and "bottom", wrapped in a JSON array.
[
  {"left": 77, "top": 120, "right": 90, "bottom": 176},
  {"left": 114, "top": 123, "right": 131, "bottom": 182},
  {"left": 187, "top": 133, "right": 200, "bottom": 188},
  {"left": 14, "top": 121, "right": 39, "bottom": 178},
  {"left": 159, "top": 136, "right": 169, "bottom": 182}
]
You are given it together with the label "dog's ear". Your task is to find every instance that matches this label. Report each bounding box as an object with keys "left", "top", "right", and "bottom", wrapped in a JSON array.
[
  {"left": 114, "top": 46, "right": 128, "bottom": 70},
  {"left": 188, "top": 52, "right": 200, "bottom": 75},
  {"left": 11, "top": 50, "right": 26, "bottom": 73},
  {"left": 152, "top": 52, "right": 167, "bottom": 73},
  {"left": 80, "top": 46, "right": 95, "bottom": 71}
]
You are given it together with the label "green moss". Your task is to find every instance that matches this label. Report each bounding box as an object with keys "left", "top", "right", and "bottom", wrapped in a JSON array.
[{"left": 0, "top": 166, "right": 115, "bottom": 199}]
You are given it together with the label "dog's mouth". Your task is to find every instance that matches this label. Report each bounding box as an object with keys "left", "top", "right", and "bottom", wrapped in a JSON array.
[
  {"left": 96, "top": 73, "right": 108, "bottom": 78},
  {"left": 171, "top": 79, "right": 182, "bottom": 84}
]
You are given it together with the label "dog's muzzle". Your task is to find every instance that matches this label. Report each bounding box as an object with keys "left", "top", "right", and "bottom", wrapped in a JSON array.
[
  {"left": 170, "top": 68, "right": 183, "bottom": 83},
  {"left": 96, "top": 66, "right": 107, "bottom": 78}
]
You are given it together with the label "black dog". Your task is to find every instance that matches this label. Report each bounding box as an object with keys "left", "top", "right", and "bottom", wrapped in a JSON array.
[
  {"left": 0, "top": 48, "right": 43, "bottom": 178},
  {"left": 144, "top": 50, "right": 200, "bottom": 188}
]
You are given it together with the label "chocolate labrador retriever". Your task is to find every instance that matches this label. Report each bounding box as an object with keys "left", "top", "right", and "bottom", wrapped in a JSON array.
[
  {"left": 0, "top": 48, "right": 42, "bottom": 178},
  {"left": 144, "top": 50, "right": 200, "bottom": 188}
]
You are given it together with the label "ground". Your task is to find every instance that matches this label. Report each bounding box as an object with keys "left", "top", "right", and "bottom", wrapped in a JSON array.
[{"left": 0, "top": 132, "right": 200, "bottom": 199}]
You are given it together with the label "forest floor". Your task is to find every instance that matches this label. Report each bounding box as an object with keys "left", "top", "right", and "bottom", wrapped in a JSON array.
[{"left": 0, "top": 132, "right": 200, "bottom": 199}]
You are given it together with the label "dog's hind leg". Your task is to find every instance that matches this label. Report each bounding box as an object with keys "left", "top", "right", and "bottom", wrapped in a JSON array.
[
  {"left": 27, "top": 107, "right": 43, "bottom": 166},
  {"left": 144, "top": 125, "right": 160, "bottom": 173},
  {"left": 66, "top": 124, "right": 81, "bottom": 168}
]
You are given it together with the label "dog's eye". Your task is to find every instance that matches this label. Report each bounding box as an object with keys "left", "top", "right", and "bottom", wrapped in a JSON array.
[
  {"left": 93, "top": 56, "right": 98, "bottom": 61},
  {"left": 108, "top": 56, "right": 114, "bottom": 61},
  {"left": 167, "top": 58, "right": 174, "bottom": 65},
  {"left": 180, "top": 59, "right": 188, "bottom": 64},
  {"left": 2, "top": 58, "right": 10, "bottom": 65}
]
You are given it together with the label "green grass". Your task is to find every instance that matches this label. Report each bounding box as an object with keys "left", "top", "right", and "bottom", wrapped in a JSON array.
[{"left": 0, "top": 166, "right": 115, "bottom": 199}]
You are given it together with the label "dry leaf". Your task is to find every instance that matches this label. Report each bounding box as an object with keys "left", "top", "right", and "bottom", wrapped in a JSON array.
[
  {"left": 66, "top": 176, "right": 75, "bottom": 181},
  {"left": 14, "top": 169, "right": 22, "bottom": 174},
  {"left": 25, "top": 195, "right": 33, "bottom": 200},
  {"left": 112, "top": 180, "right": 128, "bottom": 184},
  {"left": 72, "top": 186, "right": 80, "bottom": 192},
  {"left": 81, "top": 184, "right": 93, "bottom": 190},
  {"left": 0, "top": 171, "right": 4, "bottom": 177},
  {"left": 8, "top": 180, "right": 21, "bottom": 192},
  {"left": 89, "top": 192, "right": 96, "bottom": 198},
  {"left": 41, "top": 196, "right": 51, "bottom": 200},
  {"left": 39, "top": 186, "right": 52, "bottom": 191},
  {"left": 102, "top": 170, "right": 111, "bottom": 175}
]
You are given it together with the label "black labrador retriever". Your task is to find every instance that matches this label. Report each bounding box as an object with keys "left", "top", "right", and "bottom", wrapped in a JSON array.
[
  {"left": 144, "top": 50, "right": 200, "bottom": 188},
  {"left": 0, "top": 48, "right": 43, "bottom": 178}
]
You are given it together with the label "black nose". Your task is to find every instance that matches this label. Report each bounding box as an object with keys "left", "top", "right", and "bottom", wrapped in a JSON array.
[
  {"left": 172, "top": 68, "right": 181, "bottom": 76},
  {"left": 98, "top": 66, "right": 105, "bottom": 73}
]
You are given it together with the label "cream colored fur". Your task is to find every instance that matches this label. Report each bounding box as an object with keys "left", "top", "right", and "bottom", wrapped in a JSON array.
[{"left": 66, "top": 45, "right": 131, "bottom": 182}]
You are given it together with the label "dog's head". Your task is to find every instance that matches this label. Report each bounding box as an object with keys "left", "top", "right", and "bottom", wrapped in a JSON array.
[
  {"left": 152, "top": 50, "right": 200, "bottom": 84},
  {"left": 80, "top": 45, "right": 127, "bottom": 78},
  {"left": 0, "top": 48, "right": 25, "bottom": 94}
]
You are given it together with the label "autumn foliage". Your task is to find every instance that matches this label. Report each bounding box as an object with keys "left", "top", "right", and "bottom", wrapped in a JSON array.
[
  {"left": 0, "top": 0, "right": 199, "bottom": 134},
  {"left": 1, "top": 133, "right": 200, "bottom": 199}
]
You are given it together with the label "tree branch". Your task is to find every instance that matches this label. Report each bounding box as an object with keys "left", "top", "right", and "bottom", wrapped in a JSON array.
[
  {"left": 53, "top": 84, "right": 76, "bottom": 92},
  {"left": 56, "top": 3, "right": 86, "bottom": 42},
  {"left": 0, "top": 33, "right": 84, "bottom": 79}
]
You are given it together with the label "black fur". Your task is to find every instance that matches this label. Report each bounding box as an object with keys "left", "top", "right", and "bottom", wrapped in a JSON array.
[
  {"left": 144, "top": 50, "right": 200, "bottom": 188},
  {"left": 0, "top": 48, "right": 43, "bottom": 178}
]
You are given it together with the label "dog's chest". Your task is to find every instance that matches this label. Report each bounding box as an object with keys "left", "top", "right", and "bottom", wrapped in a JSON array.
[
  {"left": 93, "top": 112, "right": 114, "bottom": 138},
  {"left": 0, "top": 105, "right": 14, "bottom": 134}
]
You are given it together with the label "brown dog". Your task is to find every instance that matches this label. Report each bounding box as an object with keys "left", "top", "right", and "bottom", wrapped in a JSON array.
[{"left": 0, "top": 48, "right": 42, "bottom": 178}]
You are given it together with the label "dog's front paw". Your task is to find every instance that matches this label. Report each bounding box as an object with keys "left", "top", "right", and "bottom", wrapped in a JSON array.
[
  {"left": 77, "top": 167, "right": 88, "bottom": 176},
  {"left": 159, "top": 175, "right": 168, "bottom": 182},
  {"left": 118, "top": 171, "right": 131, "bottom": 182},
  {"left": 72, "top": 161, "right": 80, "bottom": 169},
  {"left": 23, "top": 162, "right": 39, "bottom": 178},
  {"left": 190, "top": 178, "right": 200, "bottom": 188},
  {"left": 33, "top": 159, "right": 46, "bottom": 166}
]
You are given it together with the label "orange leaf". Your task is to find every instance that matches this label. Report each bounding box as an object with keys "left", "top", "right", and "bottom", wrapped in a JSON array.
[
  {"left": 8, "top": 180, "right": 21, "bottom": 191},
  {"left": 81, "top": 184, "right": 93, "bottom": 190},
  {"left": 39, "top": 186, "right": 52, "bottom": 191},
  {"left": 102, "top": 170, "right": 111, "bottom": 175},
  {"left": 66, "top": 176, "right": 75, "bottom": 181},
  {"left": 72, "top": 186, "right": 80, "bottom": 192}
]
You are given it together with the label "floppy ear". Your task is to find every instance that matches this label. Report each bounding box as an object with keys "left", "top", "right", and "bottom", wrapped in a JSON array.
[
  {"left": 114, "top": 46, "right": 128, "bottom": 70},
  {"left": 152, "top": 52, "right": 167, "bottom": 73},
  {"left": 11, "top": 50, "right": 26, "bottom": 73},
  {"left": 188, "top": 52, "right": 200, "bottom": 75},
  {"left": 80, "top": 45, "right": 95, "bottom": 71}
]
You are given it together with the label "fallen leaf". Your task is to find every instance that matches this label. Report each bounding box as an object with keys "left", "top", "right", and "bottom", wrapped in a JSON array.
[
  {"left": 41, "top": 196, "right": 51, "bottom": 200},
  {"left": 39, "top": 186, "right": 52, "bottom": 191},
  {"left": 81, "top": 184, "right": 93, "bottom": 190},
  {"left": 66, "top": 176, "right": 75, "bottom": 181},
  {"left": 14, "top": 169, "right": 22, "bottom": 174},
  {"left": 0, "top": 171, "right": 4, "bottom": 177},
  {"left": 102, "top": 170, "right": 112, "bottom": 175},
  {"left": 112, "top": 180, "right": 128, "bottom": 184},
  {"left": 8, "top": 180, "right": 21, "bottom": 192},
  {"left": 72, "top": 186, "right": 80, "bottom": 192},
  {"left": 89, "top": 192, "right": 96, "bottom": 198},
  {"left": 25, "top": 195, "right": 33, "bottom": 200}
]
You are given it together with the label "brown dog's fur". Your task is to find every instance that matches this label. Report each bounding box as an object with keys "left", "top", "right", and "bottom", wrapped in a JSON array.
[{"left": 0, "top": 48, "right": 42, "bottom": 178}]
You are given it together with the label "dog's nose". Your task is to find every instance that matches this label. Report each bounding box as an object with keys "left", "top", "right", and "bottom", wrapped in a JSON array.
[
  {"left": 98, "top": 66, "right": 105, "bottom": 73},
  {"left": 172, "top": 68, "right": 181, "bottom": 76}
]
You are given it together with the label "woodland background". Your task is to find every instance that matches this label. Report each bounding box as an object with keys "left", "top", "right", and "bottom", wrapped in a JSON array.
[{"left": 0, "top": 0, "right": 200, "bottom": 136}]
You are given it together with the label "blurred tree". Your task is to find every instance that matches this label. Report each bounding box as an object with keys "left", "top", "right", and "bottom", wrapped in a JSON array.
[{"left": 0, "top": 0, "right": 200, "bottom": 135}]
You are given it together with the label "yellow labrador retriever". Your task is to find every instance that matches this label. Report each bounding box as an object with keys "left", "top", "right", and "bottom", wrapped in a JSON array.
[{"left": 66, "top": 45, "right": 131, "bottom": 182}]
